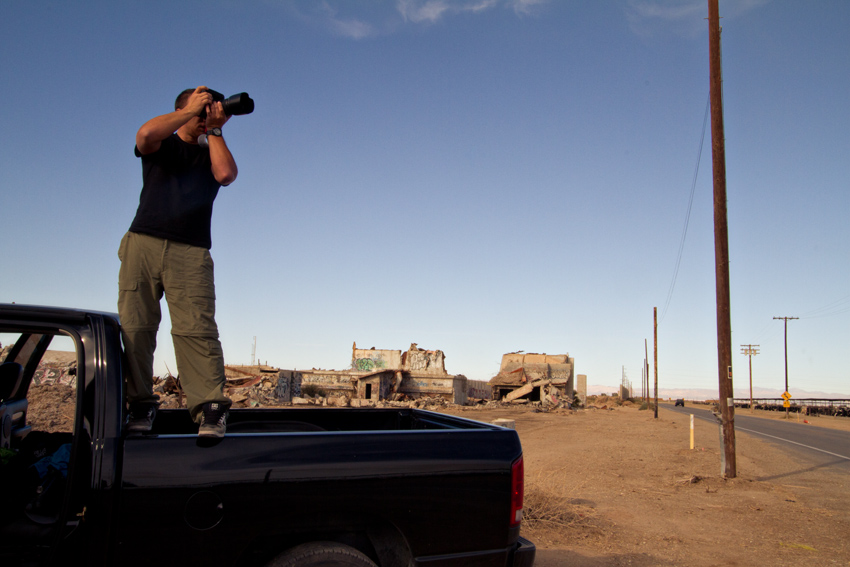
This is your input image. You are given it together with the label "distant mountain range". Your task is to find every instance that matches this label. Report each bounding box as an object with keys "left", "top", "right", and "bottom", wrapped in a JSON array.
[{"left": 587, "top": 384, "right": 850, "bottom": 400}]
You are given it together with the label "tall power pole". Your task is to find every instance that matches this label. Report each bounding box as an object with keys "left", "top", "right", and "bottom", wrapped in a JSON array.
[
  {"left": 773, "top": 317, "right": 798, "bottom": 417},
  {"left": 740, "top": 344, "right": 760, "bottom": 413},
  {"left": 708, "top": 0, "right": 736, "bottom": 478},
  {"left": 654, "top": 307, "right": 658, "bottom": 419},
  {"left": 644, "top": 339, "right": 649, "bottom": 403}
]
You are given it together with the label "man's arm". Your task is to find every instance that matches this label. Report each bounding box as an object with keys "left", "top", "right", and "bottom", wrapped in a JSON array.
[
  {"left": 135, "top": 86, "right": 212, "bottom": 155},
  {"left": 205, "top": 102, "right": 238, "bottom": 186}
]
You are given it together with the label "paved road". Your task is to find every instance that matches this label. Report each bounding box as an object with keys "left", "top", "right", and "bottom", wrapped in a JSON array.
[{"left": 661, "top": 403, "right": 850, "bottom": 472}]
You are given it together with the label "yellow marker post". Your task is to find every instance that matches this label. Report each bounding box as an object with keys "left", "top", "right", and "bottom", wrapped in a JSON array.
[{"left": 690, "top": 414, "right": 695, "bottom": 450}]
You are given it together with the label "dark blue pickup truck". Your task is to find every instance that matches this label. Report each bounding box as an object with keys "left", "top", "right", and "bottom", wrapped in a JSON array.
[{"left": 0, "top": 304, "right": 535, "bottom": 567}]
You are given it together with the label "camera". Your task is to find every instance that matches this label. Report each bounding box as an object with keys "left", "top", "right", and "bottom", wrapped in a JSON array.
[{"left": 200, "top": 89, "right": 255, "bottom": 118}]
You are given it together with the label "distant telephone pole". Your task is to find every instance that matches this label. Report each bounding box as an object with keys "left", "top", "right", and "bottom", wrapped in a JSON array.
[
  {"left": 644, "top": 339, "right": 649, "bottom": 403},
  {"left": 773, "top": 317, "right": 798, "bottom": 418},
  {"left": 654, "top": 307, "right": 658, "bottom": 419},
  {"left": 740, "top": 344, "right": 760, "bottom": 413}
]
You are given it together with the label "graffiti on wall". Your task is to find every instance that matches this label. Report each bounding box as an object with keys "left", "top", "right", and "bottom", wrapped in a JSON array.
[
  {"left": 34, "top": 366, "right": 76, "bottom": 387},
  {"left": 307, "top": 374, "right": 352, "bottom": 385},
  {"left": 404, "top": 345, "right": 446, "bottom": 374},
  {"left": 354, "top": 356, "right": 388, "bottom": 372}
]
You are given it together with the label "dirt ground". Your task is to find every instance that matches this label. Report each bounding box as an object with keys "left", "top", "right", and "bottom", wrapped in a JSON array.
[{"left": 439, "top": 403, "right": 850, "bottom": 567}]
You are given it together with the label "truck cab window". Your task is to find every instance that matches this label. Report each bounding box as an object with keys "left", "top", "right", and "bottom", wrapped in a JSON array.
[{"left": 0, "top": 330, "right": 78, "bottom": 547}]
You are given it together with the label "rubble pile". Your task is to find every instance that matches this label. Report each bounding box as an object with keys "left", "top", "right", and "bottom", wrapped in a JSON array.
[
  {"left": 288, "top": 394, "right": 458, "bottom": 410},
  {"left": 152, "top": 375, "right": 184, "bottom": 408},
  {"left": 32, "top": 368, "right": 572, "bottom": 415},
  {"left": 153, "top": 374, "right": 290, "bottom": 409},
  {"left": 153, "top": 373, "right": 465, "bottom": 410}
]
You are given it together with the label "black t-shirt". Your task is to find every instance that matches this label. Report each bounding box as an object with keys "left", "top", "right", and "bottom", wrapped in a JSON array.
[{"left": 129, "top": 134, "right": 221, "bottom": 249}]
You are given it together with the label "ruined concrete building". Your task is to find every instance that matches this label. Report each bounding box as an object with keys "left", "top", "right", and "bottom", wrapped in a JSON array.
[
  {"left": 295, "top": 343, "right": 471, "bottom": 404},
  {"left": 489, "top": 352, "right": 575, "bottom": 403}
]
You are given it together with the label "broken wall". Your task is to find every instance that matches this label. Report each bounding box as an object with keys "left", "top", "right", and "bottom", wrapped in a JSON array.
[
  {"left": 272, "top": 342, "right": 463, "bottom": 404},
  {"left": 376, "top": 374, "right": 466, "bottom": 404},
  {"left": 358, "top": 372, "right": 393, "bottom": 401},
  {"left": 274, "top": 370, "right": 302, "bottom": 402},
  {"left": 499, "top": 352, "right": 568, "bottom": 372},
  {"left": 401, "top": 343, "right": 447, "bottom": 375},
  {"left": 577, "top": 374, "right": 587, "bottom": 405},
  {"left": 467, "top": 379, "right": 491, "bottom": 400},
  {"left": 351, "top": 343, "right": 402, "bottom": 372},
  {"left": 299, "top": 370, "right": 355, "bottom": 395},
  {"left": 491, "top": 351, "right": 576, "bottom": 402}
]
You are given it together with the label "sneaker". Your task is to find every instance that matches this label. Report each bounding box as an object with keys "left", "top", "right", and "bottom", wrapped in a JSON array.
[
  {"left": 198, "top": 402, "right": 229, "bottom": 438},
  {"left": 127, "top": 403, "right": 157, "bottom": 432}
]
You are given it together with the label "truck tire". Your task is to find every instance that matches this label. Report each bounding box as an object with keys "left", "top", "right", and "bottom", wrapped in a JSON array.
[{"left": 268, "top": 542, "right": 378, "bottom": 567}]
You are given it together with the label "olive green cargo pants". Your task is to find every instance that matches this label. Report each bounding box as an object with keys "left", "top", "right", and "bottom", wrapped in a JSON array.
[{"left": 118, "top": 231, "right": 230, "bottom": 422}]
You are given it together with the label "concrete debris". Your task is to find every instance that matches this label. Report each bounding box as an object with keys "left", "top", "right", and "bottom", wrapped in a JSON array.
[
  {"left": 303, "top": 342, "right": 471, "bottom": 404},
  {"left": 147, "top": 350, "right": 580, "bottom": 411},
  {"left": 489, "top": 352, "right": 576, "bottom": 404},
  {"left": 153, "top": 372, "right": 287, "bottom": 409}
]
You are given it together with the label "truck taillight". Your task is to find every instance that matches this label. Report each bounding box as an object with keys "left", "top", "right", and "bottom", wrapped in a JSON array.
[{"left": 510, "top": 456, "right": 524, "bottom": 528}]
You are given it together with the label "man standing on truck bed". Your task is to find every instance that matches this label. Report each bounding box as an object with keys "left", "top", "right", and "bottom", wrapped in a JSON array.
[{"left": 118, "top": 86, "right": 237, "bottom": 438}]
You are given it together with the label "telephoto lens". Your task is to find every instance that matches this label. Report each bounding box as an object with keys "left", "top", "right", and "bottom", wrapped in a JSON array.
[
  {"left": 206, "top": 89, "right": 254, "bottom": 116},
  {"left": 221, "top": 92, "right": 254, "bottom": 116}
]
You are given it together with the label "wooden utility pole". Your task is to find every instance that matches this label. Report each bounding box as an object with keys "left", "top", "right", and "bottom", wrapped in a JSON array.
[
  {"left": 644, "top": 339, "right": 650, "bottom": 404},
  {"left": 654, "top": 307, "right": 658, "bottom": 419},
  {"left": 773, "top": 317, "right": 798, "bottom": 417},
  {"left": 708, "top": 0, "right": 736, "bottom": 478},
  {"left": 740, "top": 344, "right": 759, "bottom": 413}
]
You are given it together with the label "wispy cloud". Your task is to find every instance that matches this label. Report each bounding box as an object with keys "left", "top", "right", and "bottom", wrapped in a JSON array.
[
  {"left": 511, "top": 0, "right": 549, "bottom": 16},
  {"left": 397, "top": 0, "right": 509, "bottom": 24},
  {"left": 285, "top": 0, "right": 551, "bottom": 40},
  {"left": 626, "top": 0, "right": 772, "bottom": 38},
  {"left": 317, "top": 1, "right": 377, "bottom": 39}
]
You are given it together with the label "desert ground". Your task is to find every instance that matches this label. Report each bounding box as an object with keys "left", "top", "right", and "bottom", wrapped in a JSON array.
[{"left": 440, "top": 402, "right": 850, "bottom": 567}]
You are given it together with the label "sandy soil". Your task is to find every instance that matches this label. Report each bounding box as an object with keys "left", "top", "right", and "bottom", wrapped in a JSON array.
[
  {"left": 26, "top": 383, "right": 77, "bottom": 433},
  {"left": 440, "top": 403, "right": 850, "bottom": 567}
]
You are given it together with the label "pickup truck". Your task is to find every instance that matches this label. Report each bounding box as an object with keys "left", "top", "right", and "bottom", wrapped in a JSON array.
[{"left": 0, "top": 304, "right": 535, "bottom": 567}]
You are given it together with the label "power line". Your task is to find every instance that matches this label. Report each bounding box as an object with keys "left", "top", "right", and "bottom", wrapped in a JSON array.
[
  {"left": 660, "top": 93, "right": 711, "bottom": 323},
  {"left": 798, "top": 294, "right": 850, "bottom": 319}
]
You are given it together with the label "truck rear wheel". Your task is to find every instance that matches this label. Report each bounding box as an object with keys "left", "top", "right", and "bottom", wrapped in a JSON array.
[{"left": 268, "top": 542, "right": 378, "bottom": 567}]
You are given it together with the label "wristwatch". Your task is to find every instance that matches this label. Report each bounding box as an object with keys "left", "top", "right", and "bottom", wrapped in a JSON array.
[{"left": 208, "top": 127, "right": 222, "bottom": 137}]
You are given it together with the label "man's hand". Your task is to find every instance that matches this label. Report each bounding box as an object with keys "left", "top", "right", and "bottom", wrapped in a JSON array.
[
  {"left": 136, "top": 85, "right": 214, "bottom": 154},
  {"left": 204, "top": 100, "right": 231, "bottom": 129},
  {"left": 185, "top": 86, "right": 214, "bottom": 118},
  {"left": 203, "top": 94, "right": 237, "bottom": 185}
]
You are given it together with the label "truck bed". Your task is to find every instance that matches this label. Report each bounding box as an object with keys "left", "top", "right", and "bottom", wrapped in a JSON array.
[
  {"left": 118, "top": 407, "right": 525, "bottom": 566},
  {"left": 150, "top": 406, "right": 505, "bottom": 434}
]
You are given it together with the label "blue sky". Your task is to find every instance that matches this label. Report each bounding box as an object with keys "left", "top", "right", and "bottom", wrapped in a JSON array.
[{"left": 2, "top": 0, "right": 848, "bottom": 396}]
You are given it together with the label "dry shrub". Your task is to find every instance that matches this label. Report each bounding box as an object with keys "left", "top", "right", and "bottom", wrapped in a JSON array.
[
  {"left": 522, "top": 468, "right": 611, "bottom": 548},
  {"left": 524, "top": 488, "right": 588, "bottom": 530},
  {"left": 523, "top": 468, "right": 595, "bottom": 530}
]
